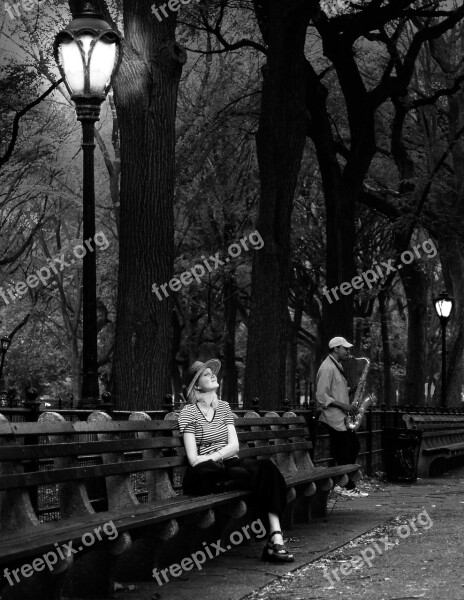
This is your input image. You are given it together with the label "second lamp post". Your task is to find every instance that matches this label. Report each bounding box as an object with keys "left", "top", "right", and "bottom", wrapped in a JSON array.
[
  {"left": 54, "top": 3, "right": 121, "bottom": 407},
  {"left": 433, "top": 290, "right": 454, "bottom": 409}
]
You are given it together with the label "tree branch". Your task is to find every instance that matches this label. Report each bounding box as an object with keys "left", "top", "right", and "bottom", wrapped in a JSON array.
[
  {"left": 0, "top": 201, "right": 48, "bottom": 266},
  {"left": 0, "top": 80, "right": 62, "bottom": 169}
]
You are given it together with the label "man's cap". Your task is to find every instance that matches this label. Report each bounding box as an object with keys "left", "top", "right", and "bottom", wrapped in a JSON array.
[{"left": 328, "top": 336, "right": 353, "bottom": 349}]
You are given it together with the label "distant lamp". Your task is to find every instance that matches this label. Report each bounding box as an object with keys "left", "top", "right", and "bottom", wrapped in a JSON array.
[
  {"left": 433, "top": 291, "right": 454, "bottom": 408},
  {"left": 1, "top": 336, "right": 11, "bottom": 353},
  {"left": 434, "top": 291, "right": 453, "bottom": 320}
]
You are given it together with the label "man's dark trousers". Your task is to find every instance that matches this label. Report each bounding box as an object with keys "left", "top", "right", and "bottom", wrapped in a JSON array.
[{"left": 323, "top": 424, "right": 360, "bottom": 490}]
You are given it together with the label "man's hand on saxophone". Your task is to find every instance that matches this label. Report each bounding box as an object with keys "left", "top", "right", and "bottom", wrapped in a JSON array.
[
  {"left": 347, "top": 403, "right": 359, "bottom": 416},
  {"left": 330, "top": 400, "right": 358, "bottom": 415}
]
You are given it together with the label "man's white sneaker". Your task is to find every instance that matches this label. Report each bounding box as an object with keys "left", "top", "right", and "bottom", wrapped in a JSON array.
[
  {"left": 333, "top": 485, "right": 344, "bottom": 495},
  {"left": 341, "top": 488, "right": 369, "bottom": 498}
]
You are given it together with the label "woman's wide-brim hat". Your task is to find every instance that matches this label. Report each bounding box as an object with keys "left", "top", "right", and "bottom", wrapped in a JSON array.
[{"left": 183, "top": 359, "right": 221, "bottom": 398}]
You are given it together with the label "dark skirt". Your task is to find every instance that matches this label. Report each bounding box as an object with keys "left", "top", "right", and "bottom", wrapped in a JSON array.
[{"left": 182, "top": 457, "right": 287, "bottom": 520}]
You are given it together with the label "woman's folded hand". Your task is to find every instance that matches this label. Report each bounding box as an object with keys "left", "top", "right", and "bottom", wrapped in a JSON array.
[{"left": 191, "top": 455, "right": 211, "bottom": 467}]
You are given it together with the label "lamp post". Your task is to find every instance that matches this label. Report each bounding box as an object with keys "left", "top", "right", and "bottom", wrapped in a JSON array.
[
  {"left": 0, "top": 336, "right": 11, "bottom": 390},
  {"left": 53, "top": 3, "right": 121, "bottom": 407},
  {"left": 433, "top": 290, "right": 454, "bottom": 409}
]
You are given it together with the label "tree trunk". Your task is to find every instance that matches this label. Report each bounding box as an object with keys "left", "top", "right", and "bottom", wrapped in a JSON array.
[
  {"left": 304, "top": 32, "right": 377, "bottom": 347},
  {"left": 244, "top": 0, "right": 315, "bottom": 409},
  {"left": 70, "top": 338, "right": 81, "bottom": 406},
  {"left": 401, "top": 263, "right": 428, "bottom": 406},
  {"left": 288, "top": 303, "right": 303, "bottom": 404},
  {"left": 378, "top": 290, "right": 393, "bottom": 407},
  {"left": 171, "top": 309, "right": 184, "bottom": 397},
  {"left": 323, "top": 187, "right": 357, "bottom": 344},
  {"left": 222, "top": 273, "right": 238, "bottom": 405},
  {"left": 111, "top": 2, "right": 186, "bottom": 409}
]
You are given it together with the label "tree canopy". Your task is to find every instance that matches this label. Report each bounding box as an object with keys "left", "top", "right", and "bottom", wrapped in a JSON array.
[{"left": 1, "top": 0, "right": 463, "bottom": 409}]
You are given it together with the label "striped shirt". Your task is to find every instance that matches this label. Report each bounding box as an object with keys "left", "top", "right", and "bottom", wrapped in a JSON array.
[{"left": 178, "top": 400, "right": 236, "bottom": 456}]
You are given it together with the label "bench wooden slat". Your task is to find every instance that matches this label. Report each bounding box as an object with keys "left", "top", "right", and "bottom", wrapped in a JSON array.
[
  {"left": 0, "top": 442, "right": 312, "bottom": 490},
  {"left": 0, "top": 491, "right": 247, "bottom": 563},
  {"left": 0, "top": 431, "right": 311, "bottom": 467},
  {"left": 234, "top": 416, "right": 304, "bottom": 426},
  {"left": 423, "top": 441, "right": 464, "bottom": 454},
  {"left": 239, "top": 441, "right": 311, "bottom": 460},
  {"left": 0, "top": 437, "right": 182, "bottom": 461},
  {"left": 0, "top": 456, "right": 184, "bottom": 490},
  {"left": 413, "top": 424, "right": 464, "bottom": 431},
  {"left": 285, "top": 464, "right": 360, "bottom": 485},
  {"left": 422, "top": 428, "right": 464, "bottom": 437},
  {"left": 237, "top": 428, "right": 308, "bottom": 441},
  {"left": 0, "top": 416, "right": 305, "bottom": 437},
  {"left": 0, "top": 420, "right": 178, "bottom": 436}
]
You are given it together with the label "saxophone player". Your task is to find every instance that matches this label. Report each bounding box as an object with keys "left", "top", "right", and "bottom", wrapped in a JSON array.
[{"left": 316, "top": 337, "right": 368, "bottom": 498}]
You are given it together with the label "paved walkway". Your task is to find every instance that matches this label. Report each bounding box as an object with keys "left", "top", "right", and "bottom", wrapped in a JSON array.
[{"left": 109, "top": 468, "right": 464, "bottom": 600}]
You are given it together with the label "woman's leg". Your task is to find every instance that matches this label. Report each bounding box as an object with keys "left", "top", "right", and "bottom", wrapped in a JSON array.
[
  {"left": 268, "top": 512, "right": 284, "bottom": 545},
  {"left": 225, "top": 458, "right": 293, "bottom": 561},
  {"left": 231, "top": 458, "right": 287, "bottom": 522}
]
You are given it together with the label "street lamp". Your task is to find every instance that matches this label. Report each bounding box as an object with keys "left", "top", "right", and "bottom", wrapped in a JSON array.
[
  {"left": 0, "top": 336, "right": 11, "bottom": 390},
  {"left": 53, "top": 3, "right": 121, "bottom": 407},
  {"left": 433, "top": 290, "right": 454, "bottom": 409}
]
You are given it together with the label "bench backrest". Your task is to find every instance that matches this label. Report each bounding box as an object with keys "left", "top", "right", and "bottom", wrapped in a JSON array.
[
  {"left": 403, "top": 414, "right": 464, "bottom": 431},
  {"left": 0, "top": 410, "right": 312, "bottom": 531}
]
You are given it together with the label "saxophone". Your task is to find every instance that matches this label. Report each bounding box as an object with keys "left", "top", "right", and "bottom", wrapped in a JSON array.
[{"left": 345, "top": 356, "right": 374, "bottom": 432}]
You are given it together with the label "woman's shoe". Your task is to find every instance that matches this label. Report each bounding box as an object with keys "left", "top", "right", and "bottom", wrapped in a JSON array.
[{"left": 261, "top": 530, "right": 294, "bottom": 562}]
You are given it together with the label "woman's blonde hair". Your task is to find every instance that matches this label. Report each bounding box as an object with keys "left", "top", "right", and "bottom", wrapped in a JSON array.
[{"left": 187, "top": 388, "right": 220, "bottom": 409}]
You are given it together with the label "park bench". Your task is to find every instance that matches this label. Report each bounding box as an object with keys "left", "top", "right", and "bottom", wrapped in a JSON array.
[
  {"left": 0, "top": 409, "right": 360, "bottom": 600},
  {"left": 403, "top": 413, "right": 464, "bottom": 477}
]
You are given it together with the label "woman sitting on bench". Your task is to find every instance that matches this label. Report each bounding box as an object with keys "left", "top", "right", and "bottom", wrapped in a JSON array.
[{"left": 179, "top": 359, "right": 294, "bottom": 563}]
